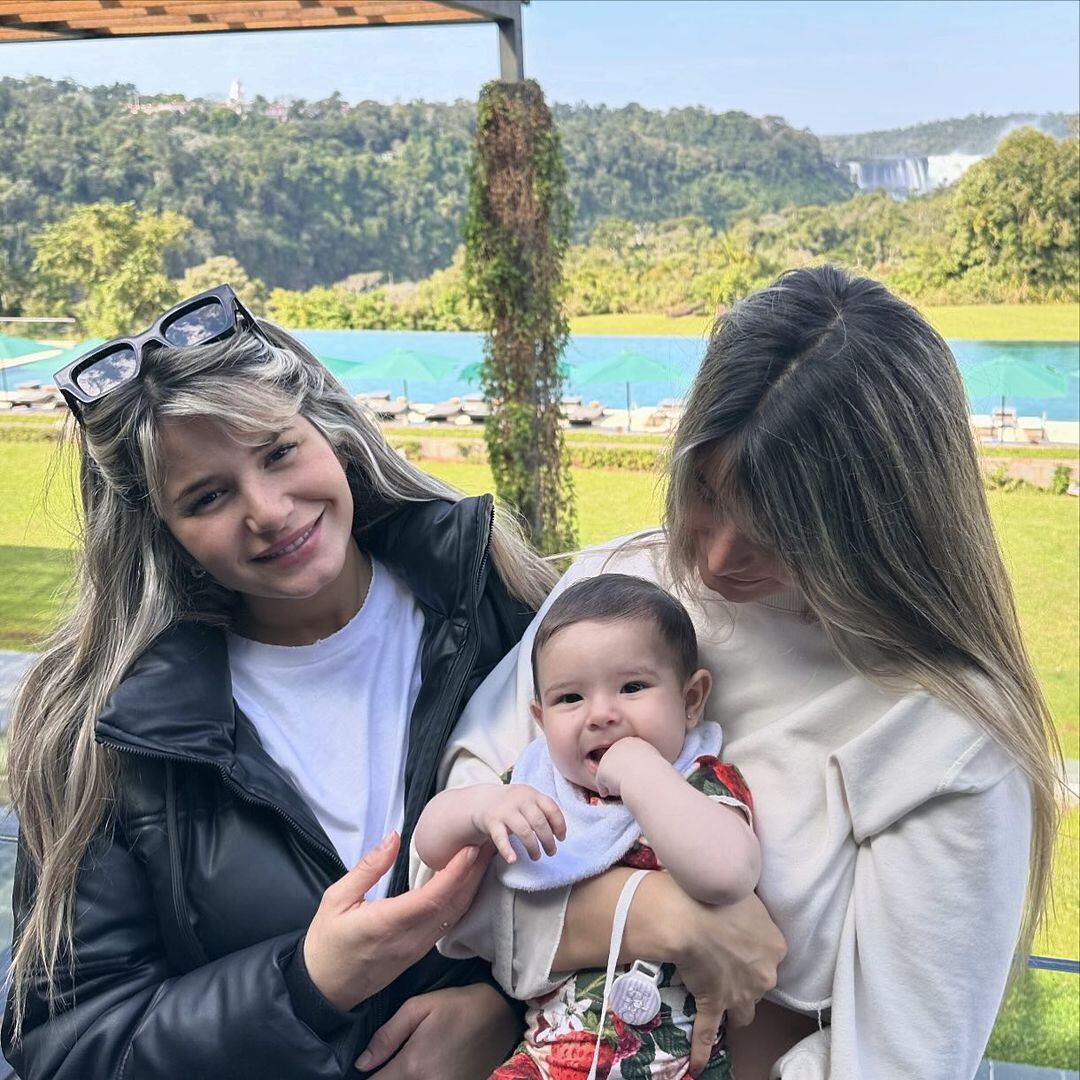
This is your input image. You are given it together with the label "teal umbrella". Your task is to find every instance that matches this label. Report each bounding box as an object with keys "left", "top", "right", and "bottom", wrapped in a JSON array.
[
  {"left": 0, "top": 332, "right": 62, "bottom": 393},
  {"left": 352, "top": 348, "right": 462, "bottom": 404},
  {"left": 459, "top": 361, "right": 484, "bottom": 385},
  {"left": 31, "top": 338, "right": 106, "bottom": 370},
  {"left": 574, "top": 350, "right": 683, "bottom": 431},
  {"left": 962, "top": 356, "right": 1069, "bottom": 443},
  {"left": 313, "top": 353, "right": 367, "bottom": 380},
  {"left": 460, "top": 359, "right": 569, "bottom": 385}
]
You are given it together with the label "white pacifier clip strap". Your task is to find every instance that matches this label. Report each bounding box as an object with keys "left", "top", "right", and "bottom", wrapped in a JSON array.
[{"left": 585, "top": 868, "right": 651, "bottom": 1080}]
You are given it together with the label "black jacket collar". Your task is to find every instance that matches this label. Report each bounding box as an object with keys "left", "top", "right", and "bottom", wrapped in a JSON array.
[{"left": 95, "top": 495, "right": 494, "bottom": 764}]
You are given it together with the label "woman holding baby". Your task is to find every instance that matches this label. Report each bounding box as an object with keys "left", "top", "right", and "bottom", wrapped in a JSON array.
[{"left": 3, "top": 266, "right": 1056, "bottom": 1080}]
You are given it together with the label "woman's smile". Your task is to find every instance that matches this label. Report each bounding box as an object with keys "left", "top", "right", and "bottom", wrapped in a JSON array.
[{"left": 251, "top": 511, "right": 324, "bottom": 567}]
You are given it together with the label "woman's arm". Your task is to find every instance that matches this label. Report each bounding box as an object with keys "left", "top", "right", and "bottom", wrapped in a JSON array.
[
  {"left": 557, "top": 868, "right": 786, "bottom": 1074},
  {"left": 773, "top": 767, "right": 1031, "bottom": 1080},
  {"left": 2, "top": 830, "right": 491, "bottom": 1080},
  {"left": 597, "top": 737, "right": 761, "bottom": 905},
  {"left": 3, "top": 831, "right": 351, "bottom": 1080}
]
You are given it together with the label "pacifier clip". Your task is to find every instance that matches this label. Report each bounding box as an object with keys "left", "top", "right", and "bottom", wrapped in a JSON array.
[{"left": 585, "top": 869, "right": 663, "bottom": 1080}]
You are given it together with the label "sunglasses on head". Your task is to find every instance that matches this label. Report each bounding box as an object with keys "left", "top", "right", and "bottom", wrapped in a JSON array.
[{"left": 54, "top": 284, "right": 264, "bottom": 422}]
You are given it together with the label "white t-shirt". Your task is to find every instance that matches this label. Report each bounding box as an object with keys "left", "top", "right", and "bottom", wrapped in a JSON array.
[{"left": 228, "top": 557, "right": 424, "bottom": 899}]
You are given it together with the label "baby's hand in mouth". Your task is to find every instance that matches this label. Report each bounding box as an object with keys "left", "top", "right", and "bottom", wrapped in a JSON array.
[{"left": 593, "top": 737, "right": 660, "bottom": 798}]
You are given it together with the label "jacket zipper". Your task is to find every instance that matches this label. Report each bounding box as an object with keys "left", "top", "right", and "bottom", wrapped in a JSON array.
[{"left": 372, "top": 498, "right": 495, "bottom": 1032}]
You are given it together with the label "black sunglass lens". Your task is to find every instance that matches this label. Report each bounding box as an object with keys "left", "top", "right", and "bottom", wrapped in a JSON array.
[
  {"left": 75, "top": 347, "right": 138, "bottom": 398},
  {"left": 163, "top": 298, "right": 230, "bottom": 346}
]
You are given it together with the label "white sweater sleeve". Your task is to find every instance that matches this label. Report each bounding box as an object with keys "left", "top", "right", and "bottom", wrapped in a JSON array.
[{"left": 773, "top": 765, "right": 1031, "bottom": 1079}]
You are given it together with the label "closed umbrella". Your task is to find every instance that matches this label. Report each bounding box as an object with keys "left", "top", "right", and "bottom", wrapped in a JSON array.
[
  {"left": 962, "top": 357, "right": 1069, "bottom": 440},
  {"left": 574, "top": 350, "right": 683, "bottom": 431}
]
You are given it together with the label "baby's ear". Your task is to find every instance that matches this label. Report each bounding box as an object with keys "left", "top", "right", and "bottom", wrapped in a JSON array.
[
  {"left": 529, "top": 697, "right": 544, "bottom": 729},
  {"left": 683, "top": 668, "right": 713, "bottom": 728}
]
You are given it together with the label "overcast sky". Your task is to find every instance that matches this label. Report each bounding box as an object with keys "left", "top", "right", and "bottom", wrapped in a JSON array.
[{"left": 1, "top": 0, "right": 1077, "bottom": 134}]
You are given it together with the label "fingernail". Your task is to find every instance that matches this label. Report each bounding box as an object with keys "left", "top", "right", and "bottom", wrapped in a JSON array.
[
  {"left": 356, "top": 1049, "right": 373, "bottom": 1069},
  {"left": 464, "top": 845, "right": 479, "bottom": 864},
  {"left": 379, "top": 831, "right": 396, "bottom": 849}
]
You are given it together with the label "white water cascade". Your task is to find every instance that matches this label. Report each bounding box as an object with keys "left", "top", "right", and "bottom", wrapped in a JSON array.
[{"left": 846, "top": 153, "right": 983, "bottom": 198}]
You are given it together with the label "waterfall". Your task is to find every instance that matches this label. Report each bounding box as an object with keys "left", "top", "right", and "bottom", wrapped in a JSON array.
[{"left": 846, "top": 153, "right": 982, "bottom": 198}]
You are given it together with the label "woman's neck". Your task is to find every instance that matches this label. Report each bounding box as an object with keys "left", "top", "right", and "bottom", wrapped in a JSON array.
[{"left": 234, "top": 540, "right": 373, "bottom": 646}]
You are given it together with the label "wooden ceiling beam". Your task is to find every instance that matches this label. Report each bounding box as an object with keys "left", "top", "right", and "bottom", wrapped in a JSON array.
[
  {"left": 0, "top": 1, "right": 478, "bottom": 21},
  {"left": 0, "top": 15, "right": 486, "bottom": 41},
  {"left": 2, "top": 9, "right": 482, "bottom": 33},
  {"left": 0, "top": 0, "right": 524, "bottom": 79}
]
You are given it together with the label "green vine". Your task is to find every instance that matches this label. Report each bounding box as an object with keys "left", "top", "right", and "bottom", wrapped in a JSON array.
[{"left": 463, "top": 80, "right": 577, "bottom": 554}]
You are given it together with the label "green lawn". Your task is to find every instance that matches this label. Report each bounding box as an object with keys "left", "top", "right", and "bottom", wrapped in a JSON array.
[
  {"left": 570, "top": 303, "right": 1080, "bottom": 342},
  {"left": 985, "top": 807, "right": 1080, "bottom": 1071},
  {"left": 1, "top": 445, "right": 1076, "bottom": 756},
  {"left": 0, "top": 444, "right": 1077, "bottom": 1067}
]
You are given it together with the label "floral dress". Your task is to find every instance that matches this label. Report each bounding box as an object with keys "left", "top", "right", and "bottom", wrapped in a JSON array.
[{"left": 490, "top": 756, "right": 754, "bottom": 1080}]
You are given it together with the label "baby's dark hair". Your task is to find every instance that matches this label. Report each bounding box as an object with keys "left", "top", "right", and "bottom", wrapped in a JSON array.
[{"left": 530, "top": 574, "right": 700, "bottom": 696}]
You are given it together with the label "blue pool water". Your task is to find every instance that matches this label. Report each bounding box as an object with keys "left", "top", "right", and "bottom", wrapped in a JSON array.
[{"left": 7, "top": 331, "right": 1079, "bottom": 419}]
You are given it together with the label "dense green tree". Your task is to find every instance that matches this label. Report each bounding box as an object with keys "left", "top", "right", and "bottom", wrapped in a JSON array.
[
  {"left": 32, "top": 201, "right": 190, "bottom": 335},
  {"left": 178, "top": 255, "right": 265, "bottom": 311},
  {"left": 941, "top": 128, "right": 1079, "bottom": 301}
]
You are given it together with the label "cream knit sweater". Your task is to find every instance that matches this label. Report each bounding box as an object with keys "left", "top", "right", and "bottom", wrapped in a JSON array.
[{"left": 416, "top": 535, "right": 1030, "bottom": 1079}]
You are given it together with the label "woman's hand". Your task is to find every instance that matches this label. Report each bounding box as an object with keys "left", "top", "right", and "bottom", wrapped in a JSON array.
[
  {"left": 303, "top": 831, "right": 493, "bottom": 1011},
  {"left": 662, "top": 881, "right": 786, "bottom": 1075},
  {"left": 356, "top": 983, "right": 521, "bottom": 1077},
  {"left": 558, "top": 869, "right": 786, "bottom": 1077}
]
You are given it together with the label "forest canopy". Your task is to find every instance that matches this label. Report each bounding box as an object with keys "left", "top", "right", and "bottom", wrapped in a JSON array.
[
  {"left": 1, "top": 79, "right": 1075, "bottom": 333},
  {"left": 0, "top": 77, "right": 852, "bottom": 303}
]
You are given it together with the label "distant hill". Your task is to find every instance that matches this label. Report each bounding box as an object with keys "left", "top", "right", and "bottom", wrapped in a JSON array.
[
  {"left": 0, "top": 78, "right": 853, "bottom": 293},
  {"left": 821, "top": 112, "right": 1077, "bottom": 159}
]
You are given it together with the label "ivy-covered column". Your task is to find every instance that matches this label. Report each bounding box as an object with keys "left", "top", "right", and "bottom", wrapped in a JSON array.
[{"left": 464, "top": 79, "right": 576, "bottom": 554}]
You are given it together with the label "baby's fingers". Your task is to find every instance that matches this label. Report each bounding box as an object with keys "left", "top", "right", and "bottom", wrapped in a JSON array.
[
  {"left": 537, "top": 795, "right": 567, "bottom": 841},
  {"left": 522, "top": 805, "right": 559, "bottom": 857},
  {"left": 488, "top": 822, "right": 518, "bottom": 864},
  {"left": 509, "top": 813, "right": 544, "bottom": 861}
]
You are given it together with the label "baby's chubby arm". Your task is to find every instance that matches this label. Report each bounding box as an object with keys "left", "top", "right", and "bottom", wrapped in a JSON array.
[
  {"left": 596, "top": 738, "right": 761, "bottom": 906},
  {"left": 414, "top": 783, "right": 568, "bottom": 870}
]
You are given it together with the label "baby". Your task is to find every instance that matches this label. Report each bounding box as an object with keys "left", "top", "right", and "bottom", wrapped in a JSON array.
[{"left": 415, "top": 574, "right": 760, "bottom": 1080}]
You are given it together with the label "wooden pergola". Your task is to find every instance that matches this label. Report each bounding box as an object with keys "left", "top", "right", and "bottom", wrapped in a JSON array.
[{"left": 0, "top": 0, "right": 525, "bottom": 78}]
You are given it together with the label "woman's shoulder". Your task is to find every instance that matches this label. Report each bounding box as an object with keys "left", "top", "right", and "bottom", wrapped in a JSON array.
[{"left": 834, "top": 686, "right": 1026, "bottom": 841}]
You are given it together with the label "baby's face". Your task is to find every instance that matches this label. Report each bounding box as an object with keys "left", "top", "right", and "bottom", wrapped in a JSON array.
[{"left": 530, "top": 618, "right": 699, "bottom": 793}]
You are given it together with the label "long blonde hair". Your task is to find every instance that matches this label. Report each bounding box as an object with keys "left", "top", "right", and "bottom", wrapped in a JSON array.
[
  {"left": 666, "top": 265, "right": 1060, "bottom": 975},
  {"left": 6, "top": 322, "right": 557, "bottom": 1036}
]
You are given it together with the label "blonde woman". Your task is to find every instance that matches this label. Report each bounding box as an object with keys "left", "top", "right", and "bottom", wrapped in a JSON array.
[
  {"left": 0, "top": 285, "right": 565, "bottom": 1078},
  {"left": 411, "top": 266, "right": 1059, "bottom": 1080}
]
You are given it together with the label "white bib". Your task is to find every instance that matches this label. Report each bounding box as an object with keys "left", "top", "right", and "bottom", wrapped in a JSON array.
[{"left": 498, "top": 721, "right": 724, "bottom": 891}]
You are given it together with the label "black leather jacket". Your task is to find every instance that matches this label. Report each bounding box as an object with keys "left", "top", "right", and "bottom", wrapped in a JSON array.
[{"left": 2, "top": 495, "right": 536, "bottom": 1080}]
